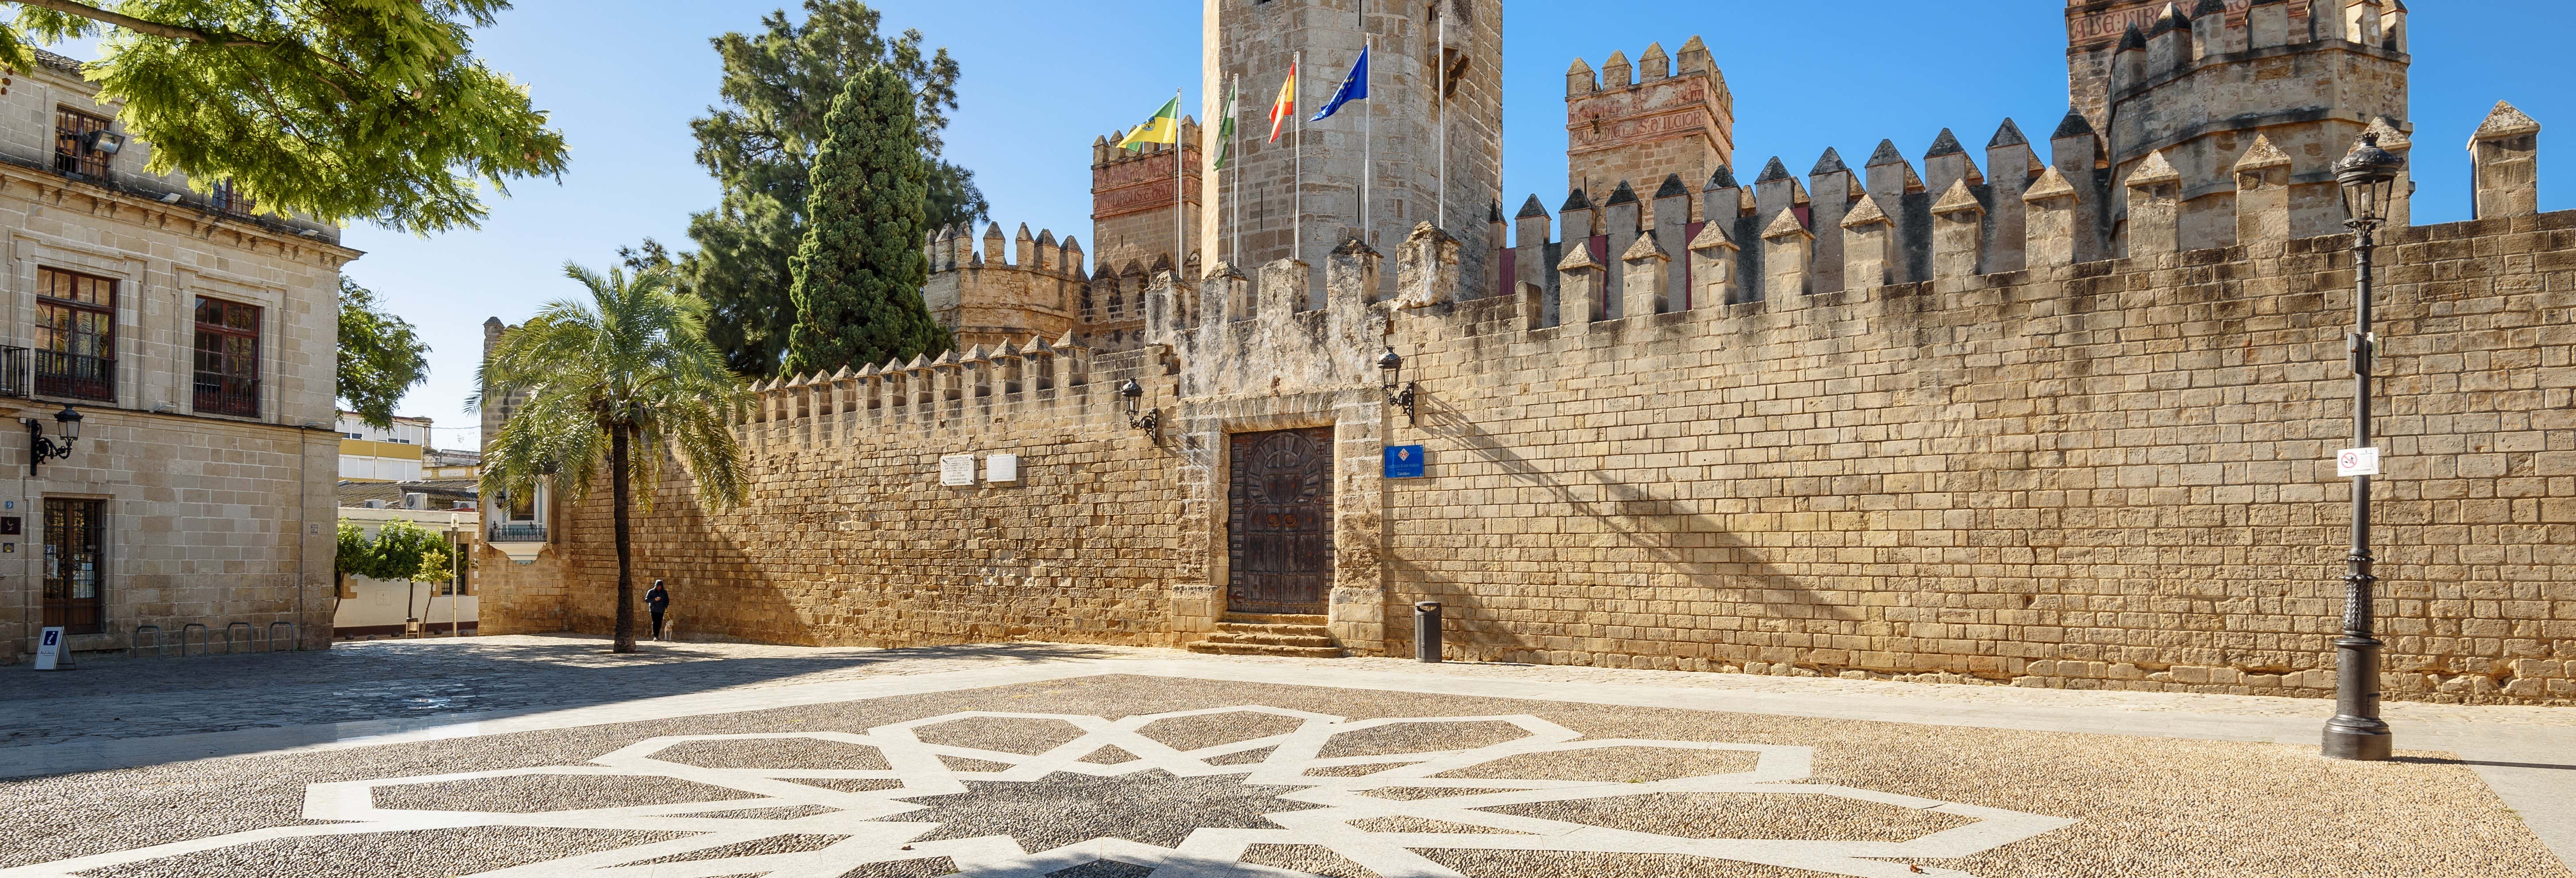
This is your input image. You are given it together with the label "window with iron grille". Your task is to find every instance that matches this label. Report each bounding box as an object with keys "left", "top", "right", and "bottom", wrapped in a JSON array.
[
  {"left": 210, "top": 180, "right": 256, "bottom": 217},
  {"left": 193, "top": 297, "right": 260, "bottom": 416},
  {"left": 54, "top": 107, "right": 111, "bottom": 178},
  {"left": 42, "top": 497, "right": 106, "bottom": 635},
  {"left": 35, "top": 267, "right": 116, "bottom": 402}
]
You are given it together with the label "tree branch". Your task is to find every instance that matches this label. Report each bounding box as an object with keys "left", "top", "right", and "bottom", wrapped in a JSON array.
[{"left": 9, "top": 0, "right": 275, "bottom": 48}]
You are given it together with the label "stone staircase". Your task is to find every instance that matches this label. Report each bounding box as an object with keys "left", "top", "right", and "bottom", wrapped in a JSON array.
[{"left": 1183, "top": 613, "right": 1345, "bottom": 658}]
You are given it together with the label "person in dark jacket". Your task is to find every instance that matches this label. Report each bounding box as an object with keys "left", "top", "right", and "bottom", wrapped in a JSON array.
[{"left": 644, "top": 580, "right": 671, "bottom": 641}]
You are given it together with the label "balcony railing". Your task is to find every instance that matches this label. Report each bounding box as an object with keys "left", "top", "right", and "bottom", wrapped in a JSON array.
[
  {"left": 488, "top": 521, "right": 547, "bottom": 543},
  {"left": 193, "top": 374, "right": 259, "bottom": 417},
  {"left": 0, "top": 347, "right": 27, "bottom": 398},
  {"left": 34, "top": 350, "right": 114, "bottom": 402}
]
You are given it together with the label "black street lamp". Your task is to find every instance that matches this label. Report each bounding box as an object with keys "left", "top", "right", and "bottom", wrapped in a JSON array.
[
  {"left": 2323, "top": 132, "right": 2404, "bottom": 762},
  {"left": 1118, "top": 378, "right": 1159, "bottom": 441},
  {"left": 1378, "top": 347, "right": 1416, "bottom": 422},
  {"left": 25, "top": 404, "right": 82, "bottom": 476}
]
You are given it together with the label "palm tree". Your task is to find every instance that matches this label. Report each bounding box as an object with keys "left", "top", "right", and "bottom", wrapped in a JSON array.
[{"left": 475, "top": 263, "right": 749, "bottom": 653}]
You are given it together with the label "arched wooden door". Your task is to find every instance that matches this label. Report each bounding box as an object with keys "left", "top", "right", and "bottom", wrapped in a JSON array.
[{"left": 1227, "top": 428, "right": 1334, "bottom": 615}]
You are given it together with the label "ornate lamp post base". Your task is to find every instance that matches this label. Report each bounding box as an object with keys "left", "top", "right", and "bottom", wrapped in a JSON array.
[{"left": 2323, "top": 633, "right": 2393, "bottom": 761}]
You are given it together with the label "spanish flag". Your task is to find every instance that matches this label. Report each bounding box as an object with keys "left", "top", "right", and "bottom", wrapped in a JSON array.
[
  {"left": 1267, "top": 63, "right": 1297, "bottom": 142},
  {"left": 1116, "top": 95, "right": 1183, "bottom": 151}
]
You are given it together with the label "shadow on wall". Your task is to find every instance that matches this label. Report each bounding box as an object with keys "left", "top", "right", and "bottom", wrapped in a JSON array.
[
  {"left": 558, "top": 477, "right": 817, "bottom": 647},
  {"left": 1384, "top": 386, "right": 1863, "bottom": 671}
]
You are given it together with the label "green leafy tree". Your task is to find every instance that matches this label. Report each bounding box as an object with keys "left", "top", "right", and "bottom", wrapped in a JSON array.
[
  {"left": 780, "top": 65, "right": 946, "bottom": 377},
  {"left": 476, "top": 263, "right": 747, "bottom": 653},
  {"left": 683, "top": 1, "right": 983, "bottom": 377},
  {"left": 0, "top": 0, "right": 569, "bottom": 232},
  {"left": 338, "top": 277, "right": 430, "bottom": 430},
  {"left": 367, "top": 519, "right": 456, "bottom": 623},
  {"left": 333, "top": 520, "right": 371, "bottom": 598}
]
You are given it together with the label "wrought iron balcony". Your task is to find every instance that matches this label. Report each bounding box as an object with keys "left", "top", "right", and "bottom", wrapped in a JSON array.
[
  {"left": 34, "top": 350, "right": 114, "bottom": 402},
  {"left": 193, "top": 374, "right": 259, "bottom": 417},
  {"left": 487, "top": 521, "right": 547, "bottom": 543},
  {"left": 0, "top": 347, "right": 27, "bottom": 398}
]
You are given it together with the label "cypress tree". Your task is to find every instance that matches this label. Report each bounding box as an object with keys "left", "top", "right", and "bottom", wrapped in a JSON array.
[{"left": 782, "top": 65, "right": 950, "bottom": 376}]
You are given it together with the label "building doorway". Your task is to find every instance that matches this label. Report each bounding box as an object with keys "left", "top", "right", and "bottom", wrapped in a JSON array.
[
  {"left": 1226, "top": 428, "right": 1334, "bottom": 615},
  {"left": 42, "top": 497, "right": 105, "bottom": 634}
]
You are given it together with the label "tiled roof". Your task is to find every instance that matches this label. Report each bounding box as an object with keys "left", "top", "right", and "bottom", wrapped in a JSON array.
[{"left": 337, "top": 479, "right": 479, "bottom": 509}]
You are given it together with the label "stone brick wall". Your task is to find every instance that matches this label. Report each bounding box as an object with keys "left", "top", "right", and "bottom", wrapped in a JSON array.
[
  {"left": 1380, "top": 211, "right": 2576, "bottom": 705},
  {"left": 516, "top": 347, "right": 1188, "bottom": 648}
]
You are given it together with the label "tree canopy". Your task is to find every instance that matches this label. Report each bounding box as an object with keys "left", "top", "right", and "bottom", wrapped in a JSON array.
[
  {"left": 780, "top": 65, "right": 945, "bottom": 378},
  {"left": 337, "top": 276, "right": 430, "bottom": 430},
  {"left": 336, "top": 519, "right": 455, "bottom": 585},
  {"left": 673, "top": 1, "right": 984, "bottom": 378},
  {"left": 0, "top": 0, "right": 569, "bottom": 232}
]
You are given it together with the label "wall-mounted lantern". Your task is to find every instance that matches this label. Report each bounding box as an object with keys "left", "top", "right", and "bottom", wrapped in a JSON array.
[
  {"left": 1118, "top": 378, "right": 1159, "bottom": 441},
  {"left": 25, "top": 404, "right": 81, "bottom": 476},
  {"left": 1379, "top": 347, "right": 1416, "bottom": 422}
]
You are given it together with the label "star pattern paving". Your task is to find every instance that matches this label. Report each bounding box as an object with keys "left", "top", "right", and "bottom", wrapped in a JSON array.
[{"left": 0, "top": 706, "right": 2075, "bottom": 878}]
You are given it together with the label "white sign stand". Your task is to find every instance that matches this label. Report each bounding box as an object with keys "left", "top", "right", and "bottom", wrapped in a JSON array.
[
  {"left": 2336, "top": 447, "right": 2382, "bottom": 478},
  {"left": 33, "top": 626, "right": 67, "bottom": 671}
]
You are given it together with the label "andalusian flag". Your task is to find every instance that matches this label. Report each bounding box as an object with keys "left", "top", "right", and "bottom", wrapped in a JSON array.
[
  {"left": 1214, "top": 83, "right": 1239, "bottom": 169},
  {"left": 1266, "top": 63, "right": 1296, "bottom": 142},
  {"left": 1117, "top": 95, "right": 1182, "bottom": 151}
]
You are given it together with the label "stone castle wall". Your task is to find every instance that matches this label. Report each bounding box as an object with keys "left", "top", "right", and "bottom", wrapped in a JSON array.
[
  {"left": 516, "top": 345, "right": 1190, "bottom": 648},
  {"left": 493, "top": 89, "right": 2572, "bottom": 704}
]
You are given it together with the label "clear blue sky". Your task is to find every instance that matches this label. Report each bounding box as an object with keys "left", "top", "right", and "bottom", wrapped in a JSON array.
[{"left": 235, "top": 1, "right": 2570, "bottom": 448}]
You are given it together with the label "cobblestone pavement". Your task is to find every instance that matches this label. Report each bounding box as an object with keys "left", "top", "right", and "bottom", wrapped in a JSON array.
[
  {"left": 3, "top": 662, "right": 2570, "bottom": 878},
  {"left": 8, "top": 634, "right": 2571, "bottom": 755}
]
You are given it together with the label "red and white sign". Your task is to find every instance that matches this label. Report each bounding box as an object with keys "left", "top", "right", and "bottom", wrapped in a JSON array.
[{"left": 2336, "top": 447, "right": 2381, "bottom": 478}]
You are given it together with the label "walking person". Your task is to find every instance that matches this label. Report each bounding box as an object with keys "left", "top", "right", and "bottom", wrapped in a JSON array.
[{"left": 645, "top": 579, "right": 672, "bottom": 641}]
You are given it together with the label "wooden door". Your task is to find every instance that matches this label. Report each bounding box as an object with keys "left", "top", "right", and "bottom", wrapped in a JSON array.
[{"left": 1227, "top": 428, "right": 1334, "bottom": 615}]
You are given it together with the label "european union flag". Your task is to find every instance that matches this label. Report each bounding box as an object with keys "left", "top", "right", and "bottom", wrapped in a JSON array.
[{"left": 1310, "top": 47, "right": 1368, "bottom": 122}]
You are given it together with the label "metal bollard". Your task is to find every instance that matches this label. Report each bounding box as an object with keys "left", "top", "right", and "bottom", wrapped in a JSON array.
[{"left": 1414, "top": 601, "right": 1442, "bottom": 664}]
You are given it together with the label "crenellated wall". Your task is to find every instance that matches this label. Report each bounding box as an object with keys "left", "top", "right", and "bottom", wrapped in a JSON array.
[
  {"left": 1092, "top": 120, "right": 1203, "bottom": 275},
  {"left": 919, "top": 221, "right": 1089, "bottom": 351},
  {"left": 1565, "top": 35, "right": 1733, "bottom": 227}
]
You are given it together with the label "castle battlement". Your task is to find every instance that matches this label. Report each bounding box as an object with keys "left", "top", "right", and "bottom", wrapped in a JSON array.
[{"left": 920, "top": 221, "right": 1089, "bottom": 352}]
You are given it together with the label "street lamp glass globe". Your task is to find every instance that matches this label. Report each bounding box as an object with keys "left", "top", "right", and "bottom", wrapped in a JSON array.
[
  {"left": 54, "top": 405, "right": 80, "bottom": 442},
  {"left": 2333, "top": 133, "right": 2405, "bottom": 226}
]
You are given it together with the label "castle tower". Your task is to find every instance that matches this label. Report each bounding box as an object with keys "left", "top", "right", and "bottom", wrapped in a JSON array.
[
  {"left": 1566, "top": 36, "right": 1734, "bottom": 225},
  {"left": 2072, "top": 0, "right": 2410, "bottom": 247},
  {"left": 1200, "top": 0, "right": 1504, "bottom": 297},
  {"left": 1090, "top": 120, "right": 1203, "bottom": 275}
]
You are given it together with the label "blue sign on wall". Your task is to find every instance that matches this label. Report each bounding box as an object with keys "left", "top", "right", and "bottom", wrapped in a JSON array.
[{"left": 1384, "top": 445, "right": 1426, "bottom": 479}]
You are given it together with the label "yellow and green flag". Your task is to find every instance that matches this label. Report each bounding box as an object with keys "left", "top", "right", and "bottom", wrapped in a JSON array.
[{"left": 1116, "top": 95, "right": 1182, "bottom": 151}]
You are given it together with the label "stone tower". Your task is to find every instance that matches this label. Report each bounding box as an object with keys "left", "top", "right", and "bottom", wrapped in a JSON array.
[
  {"left": 1090, "top": 120, "right": 1203, "bottom": 276},
  {"left": 2071, "top": 0, "right": 2411, "bottom": 248},
  {"left": 1565, "top": 36, "right": 1733, "bottom": 225},
  {"left": 1200, "top": 0, "right": 1504, "bottom": 297}
]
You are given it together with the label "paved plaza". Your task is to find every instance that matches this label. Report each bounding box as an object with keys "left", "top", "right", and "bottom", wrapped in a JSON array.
[{"left": 3, "top": 637, "right": 2572, "bottom": 877}]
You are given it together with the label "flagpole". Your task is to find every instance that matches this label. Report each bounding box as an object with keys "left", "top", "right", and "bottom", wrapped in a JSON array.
[
  {"left": 1363, "top": 34, "right": 1372, "bottom": 247},
  {"left": 1174, "top": 86, "right": 1185, "bottom": 279},
  {"left": 1293, "top": 50, "right": 1303, "bottom": 264},
  {"left": 1437, "top": 7, "right": 1447, "bottom": 231},
  {"left": 1231, "top": 74, "right": 1242, "bottom": 267}
]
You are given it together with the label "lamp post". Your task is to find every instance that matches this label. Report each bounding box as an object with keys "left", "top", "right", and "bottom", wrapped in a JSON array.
[
  {"left": 1377, "top": 347, "right": 1415, "bottom": 423},
  {"left": 2322, "top": 133, "right": 2403, "bottom": 762},
  {"left": 1118, "top": 378, "right": 1159, "bottom": 441},
  {"left": 24, "top": 404, "right": 82, "bottom": 476}
]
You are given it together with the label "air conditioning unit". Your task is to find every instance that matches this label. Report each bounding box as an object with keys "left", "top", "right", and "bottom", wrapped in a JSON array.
[
  {"left": 363, "top": 499, "right": 387, "bottom": 510},
  {"left": 451, "top": 501, "right": 475, "bottom": 511},
  {"left": 402, "top": 492, "right": 428, "bottom": 510}
]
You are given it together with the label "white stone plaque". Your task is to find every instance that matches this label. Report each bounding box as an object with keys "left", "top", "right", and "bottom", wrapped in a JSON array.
[
  {"left": 986, "top": 454, "right": 1019, "bottom": 483},
  {"left": 939, "top": 454, "right": 976, "bottom": 486},
  {"left": 2336, "top": 447, "right": 2382, "bottom": 478}
]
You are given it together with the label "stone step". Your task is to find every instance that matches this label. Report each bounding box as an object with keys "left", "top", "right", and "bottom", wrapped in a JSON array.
[
  {"left": 1195, "top": 633, "right": 1339, "bottom": 646},
  {"left": 1213, "top": 622, "right": 1334, "bottom": 637},
  {"left": 1184, "top": 641, "right": 1347, "bottom": 659},
  {"left": 1220, "top": 613, "right": 1329, "bottom": 627}
]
